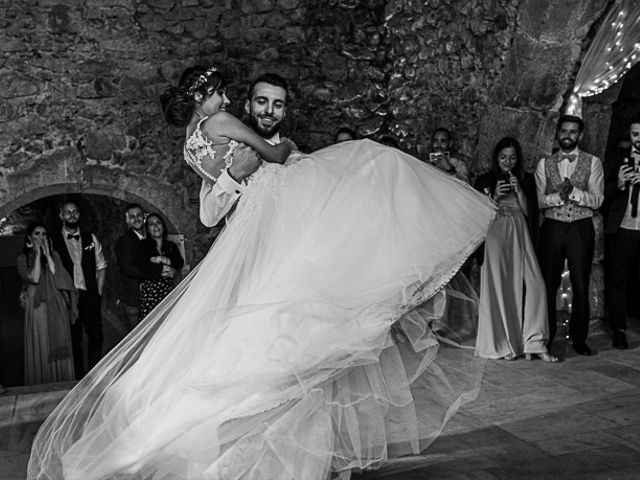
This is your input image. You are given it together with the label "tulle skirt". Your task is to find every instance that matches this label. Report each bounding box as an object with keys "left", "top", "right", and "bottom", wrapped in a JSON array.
[{"left": 28, "top": 140, "right": 495, "bottom": 480}]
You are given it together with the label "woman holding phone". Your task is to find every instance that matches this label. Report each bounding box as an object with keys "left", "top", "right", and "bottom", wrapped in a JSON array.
[{"left": 474, "top": 137, "right": 557, "bottom": 362}]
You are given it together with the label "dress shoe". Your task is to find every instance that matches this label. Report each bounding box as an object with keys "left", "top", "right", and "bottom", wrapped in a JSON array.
[
  {"left": 572, "top": 342, "right": 592, "bottom": 356},
  {"left": 613, "top": 330, "right": 628, "bottom": 350}
]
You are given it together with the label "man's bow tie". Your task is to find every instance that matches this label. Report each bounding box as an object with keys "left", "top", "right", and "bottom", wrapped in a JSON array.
[
  {"left": 67, "top": 233, "right": 80, "bottom": 240},
  {"left": 560, "top": 154, "right": 577, "bottom": 163}
]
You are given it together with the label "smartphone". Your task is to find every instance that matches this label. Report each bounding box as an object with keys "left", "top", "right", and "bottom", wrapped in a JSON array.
[
  {"left": 626, "top": 156, "right": 636, "bottom": 171},
  {"left": 497, "top": 171, "right": 512, "bottom": 192},
  {"left": 429, "top": 151, "right": 450, "bottom": 163}
]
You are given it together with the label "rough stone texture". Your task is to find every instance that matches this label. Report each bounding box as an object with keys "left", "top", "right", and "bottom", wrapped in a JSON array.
[{"left": 0, "top": 0, "right": 617, "bottom": 300}]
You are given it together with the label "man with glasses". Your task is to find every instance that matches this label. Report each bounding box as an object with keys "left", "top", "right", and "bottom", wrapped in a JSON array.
[{"left": 52, "top": 200, "right": 107, "bottom": 378}]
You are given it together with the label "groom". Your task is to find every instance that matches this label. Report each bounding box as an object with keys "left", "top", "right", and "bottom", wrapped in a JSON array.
[{"left": 199, "top": 73, "right": 291, "bottom": 227}]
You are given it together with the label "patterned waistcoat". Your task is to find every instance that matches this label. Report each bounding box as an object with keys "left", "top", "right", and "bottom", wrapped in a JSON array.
[{"left": 544, "top": 150, "right": 593, "bottom": 222}]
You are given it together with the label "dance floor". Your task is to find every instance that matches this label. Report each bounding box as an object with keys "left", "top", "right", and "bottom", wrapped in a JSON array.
[{"left": 2, "top": 322, "right": 639, "bottom": 480}]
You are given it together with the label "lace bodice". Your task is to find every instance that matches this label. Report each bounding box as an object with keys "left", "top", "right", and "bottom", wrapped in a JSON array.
[{"left": 184, "top": 117, "right": 238, "bottom": 182}]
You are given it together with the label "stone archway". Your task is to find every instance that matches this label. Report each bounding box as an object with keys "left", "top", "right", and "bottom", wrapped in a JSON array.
[
  {"left": 0, "top": 146, "right": 199, "bottom": 241},
  {"left": 0, "top": 151, "right": 208, "bottom": 387}
]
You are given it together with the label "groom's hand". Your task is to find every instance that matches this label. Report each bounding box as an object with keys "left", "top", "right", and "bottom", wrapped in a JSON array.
[{"left": 228, "top": 146, "right": 260, "bottom": 183}]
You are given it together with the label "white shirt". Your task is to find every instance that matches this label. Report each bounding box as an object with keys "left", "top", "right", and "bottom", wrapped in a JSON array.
[
  {"left": 62, "top": 229, "right": 107, "bottom": 291},
  {"left": 535, "top": 148, "right": 604, "bottom": 211},
  {"left": 199, "top": 133, "right": 281, "bottom": 227}
]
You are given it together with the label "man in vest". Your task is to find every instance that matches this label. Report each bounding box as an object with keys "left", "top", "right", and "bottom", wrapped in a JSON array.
[
  {"left": 52, "top": 201, "right": 107, "bottom": 378},
  {"left": 604, "top": 115, "right": 640, "bottom": 350},
  {"left": 535, "top": 115, "right": 604, "bottom": 356}
]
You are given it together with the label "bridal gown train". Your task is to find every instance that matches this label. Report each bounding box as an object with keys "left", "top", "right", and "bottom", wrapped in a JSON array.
[{"left": 28, "top": 139, "right": 495, "bottom": 480}]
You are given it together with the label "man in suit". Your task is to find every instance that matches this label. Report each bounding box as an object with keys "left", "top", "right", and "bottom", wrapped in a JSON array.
[
  {"left": 535, "top": 114, "right": 604, "bottom": 356},
  {"left": 604, "top": 115, "right": 640, "bottom": 350},
  {"left": 199, "top": 73, "right": 291, "bottom": 227},
  {"left": 52, "top": 201, "right": 107, "bottom": 378},
  {"left": 114, "top": 203, "right": 164, "bottom": 330}
]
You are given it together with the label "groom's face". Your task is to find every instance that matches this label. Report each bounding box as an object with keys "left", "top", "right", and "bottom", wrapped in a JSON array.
[{"left": 245, "top": 82, "right": 287, "bottom": 139}]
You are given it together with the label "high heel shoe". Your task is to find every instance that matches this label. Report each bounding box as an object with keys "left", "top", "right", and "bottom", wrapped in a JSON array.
[{"left": 525, "top": 351, "right": 559, "bottom": 363}]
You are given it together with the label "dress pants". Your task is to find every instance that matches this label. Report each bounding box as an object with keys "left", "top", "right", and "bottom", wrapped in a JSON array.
[
  {"left": 70, "top": 291, "right": 103, "bottom": 379},
  {"left": 538, "top": 218, "right": 595, "bottom": 346},
  {"left": 605, "top": 227, "right": 640, "bottom": 332},
  {"left": 121, "top": 303, "right": 140, "bottom": 332}
]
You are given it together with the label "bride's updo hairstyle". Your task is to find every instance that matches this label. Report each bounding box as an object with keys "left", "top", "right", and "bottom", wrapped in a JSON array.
[{"left": 160, "top": 65, "right": 227, "bottom": 127}]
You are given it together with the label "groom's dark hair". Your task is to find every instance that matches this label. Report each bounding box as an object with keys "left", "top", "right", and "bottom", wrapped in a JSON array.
[{"left": 248, "top": 73, "right": 289, "bottom": 100}]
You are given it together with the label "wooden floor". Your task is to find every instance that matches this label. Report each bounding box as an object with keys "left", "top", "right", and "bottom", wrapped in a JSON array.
[
  {"left": 358, "top": 321, "right": 640, "bottom": 480},
  {"left": 2, "top": 322, "right": 639, "bottom": 480}
]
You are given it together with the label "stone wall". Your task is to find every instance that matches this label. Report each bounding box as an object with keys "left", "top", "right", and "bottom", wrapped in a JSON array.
[{"left": 0, "top": 0, "right": 613, "bottom": 261}]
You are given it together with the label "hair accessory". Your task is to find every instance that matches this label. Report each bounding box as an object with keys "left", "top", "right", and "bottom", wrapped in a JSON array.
[{"left": 187, "top": 67, "right": 218, "bottom": 97}]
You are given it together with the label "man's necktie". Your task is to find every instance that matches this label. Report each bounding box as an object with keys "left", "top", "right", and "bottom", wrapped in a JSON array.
[
  {"left": 630, "top": 157, "right": 640, "bottom": 218},
  {"left": 560, "top": 154, "right": 577, "bottom": 163},
  {"left": 67, "top": 233, "right": 80, "bottom": 240}
]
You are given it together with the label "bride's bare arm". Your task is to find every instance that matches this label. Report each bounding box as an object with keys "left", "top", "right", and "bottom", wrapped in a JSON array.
[{"left": 203, "top": 112, "right": 291, "bottom": 164}]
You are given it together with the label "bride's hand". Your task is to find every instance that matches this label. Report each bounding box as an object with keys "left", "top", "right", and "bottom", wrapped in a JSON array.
[{"left": 280, "top": 137, "right": 298, "bottom": 151}]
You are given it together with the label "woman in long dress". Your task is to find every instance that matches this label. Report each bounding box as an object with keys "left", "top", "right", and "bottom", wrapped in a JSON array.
[
  {"left": 474, "top": 137, "right": 558, "bottom": 362},
  {"left": 28, "top": 66, "right": 496, "bottom": 480},
  {"left": 17, "top": 223, "right": 77, "bottom": 385}
]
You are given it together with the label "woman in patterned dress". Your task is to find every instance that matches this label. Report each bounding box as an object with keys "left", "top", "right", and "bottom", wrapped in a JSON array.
[{"left": 138, "top": 213, "right": 184, "bottom": 321}]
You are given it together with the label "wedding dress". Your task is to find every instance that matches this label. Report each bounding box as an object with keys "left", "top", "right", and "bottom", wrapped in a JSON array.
[{"left": 28, "top": 138, "right": 495, "bottom": 480}]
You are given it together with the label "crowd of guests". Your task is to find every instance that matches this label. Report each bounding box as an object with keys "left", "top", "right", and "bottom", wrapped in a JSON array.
[
  {"left": 14, "top": 201, "right": 183, "bottom": 386},
  {"left": 8, "top": 72, "right": 638, "bottom": 389},
  {"left": 337, "top": 113, "right": 639, "bottom": 361}
]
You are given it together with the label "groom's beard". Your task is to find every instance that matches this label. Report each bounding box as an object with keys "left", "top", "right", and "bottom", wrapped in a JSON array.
[{"left": 250, "top": 114, "right": 282, "bottom": 139}]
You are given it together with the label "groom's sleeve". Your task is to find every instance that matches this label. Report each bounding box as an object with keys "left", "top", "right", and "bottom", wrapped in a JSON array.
[{"left": 199, "top": 170, "right": 244, "bottom": 227}]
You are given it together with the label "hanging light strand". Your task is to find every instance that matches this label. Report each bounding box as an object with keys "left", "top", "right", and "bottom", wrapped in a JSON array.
[{"left": 574, "top": 0, "right": 640, "bottom": 97}]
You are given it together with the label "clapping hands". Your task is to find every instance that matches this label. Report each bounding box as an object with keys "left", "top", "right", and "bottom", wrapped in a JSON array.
[{"left": 559, "top": 177, "right": 573, "bottom": 203}]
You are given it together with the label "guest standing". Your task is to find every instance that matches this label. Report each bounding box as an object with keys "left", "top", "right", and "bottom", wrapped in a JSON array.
[
  {"left": 138, "top": 213, "right": 184, "bottom": 321},
  {"left": 429, "top": 127, "right": 470, "bottom": 183},
  {"left": 114, "top": 204, "right": 163, "bottom": 330},
  {"left": 604, "top": 115, "right": 640, "bottom": 350},
  {"left": 535, "top": 115, "right": 604, "bottom": 356},
  {"left": 52, "top": 201, "right": 107, "bottom": 378},
  {"left": 17, "top": 223, "right": 77, "bottom": 384},
  {"left": 475, "top": 137, "right": 556, "bottom": 362}
]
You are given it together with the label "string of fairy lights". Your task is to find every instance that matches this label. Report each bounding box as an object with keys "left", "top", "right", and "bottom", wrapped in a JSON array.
[{"left": 574, "top": 0, "right": 640, "bottom": 97}]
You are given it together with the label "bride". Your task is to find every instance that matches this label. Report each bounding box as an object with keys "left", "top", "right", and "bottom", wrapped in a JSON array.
[{"left": 28, "top": 66, "right": 495, "bottom": 480}]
